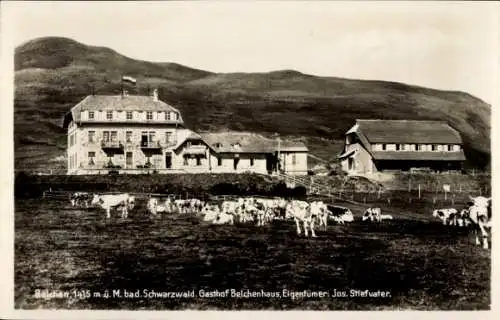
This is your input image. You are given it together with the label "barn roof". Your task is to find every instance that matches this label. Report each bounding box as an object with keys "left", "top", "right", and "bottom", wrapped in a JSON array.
[
  {"left": 353, "top": 119, "right": 463, "bottom": 144},
  {"left": 200, "top": 132, "right": 308, "bottom": 154},
  {"left": 371, "top": 151, "right": 466, "bottom": 161},
  {"left": 62, "top": 95, "right": 183, "bottom": 128}
]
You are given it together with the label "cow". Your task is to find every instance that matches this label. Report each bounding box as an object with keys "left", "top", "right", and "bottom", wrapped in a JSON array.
[
  {"left": 286, "top": 200, "right": 317, "bottom": 237},
  {"left": 362, "top": 207, "right": 382, "bottom": 222},
  {"left": 309, "top": 201, "right": 329, "bottom": 230},
  {"left": 91, "top": 193, "right": 134, "bottom": 219},
  {"left": 70, "top": 192, "right": 92, "bottom": 208},
  {"left": 147, "top": 197, "right": 173, "bottom": 215},
  {"left": 457, "top": 208, "right": 472, "bottom": 227},
  {"left": 467, "top": 196, "right": 492, "bottom": 249},
  {"left": 432, "top": 208, "right": 458, "bottom": 226},
  {"left": 326, "top": 205, "right": 354, "bottom": 224},
  {"left": 201, "top": 204, "right": 234, "bottom": 225}
]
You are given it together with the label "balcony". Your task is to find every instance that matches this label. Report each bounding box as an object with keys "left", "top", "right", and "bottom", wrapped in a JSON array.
[
  {"left": 183, "top": 145, "right": 207, "bottom": 156},
  {"left": 101, "top": 140, "right": 124, "bottom": 150},
  {"left": 164, "top": 140, "right": 178, "bottom": 148},
  {"left": 140, "top": 140, "right": 163, "bottom": 150}
]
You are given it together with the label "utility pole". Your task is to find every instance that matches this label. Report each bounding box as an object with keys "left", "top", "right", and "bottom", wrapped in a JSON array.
[{"left": 277, "top": 135, "right": 281, "bottom": 174}]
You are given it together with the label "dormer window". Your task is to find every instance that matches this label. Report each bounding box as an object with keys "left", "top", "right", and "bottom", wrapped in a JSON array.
[
  {"left": 214, "top": 142, "right": 222, "bottom": 148},
  {"left": 106, "top": 111, "right": 113, "bottom": 120},
  {"left": 146, "top": 111, "right": 153, "bottom": 120},
  {"left": 232, "top": 143, "right": 241, "bottom": 149},
  {"left": 88, "top": 111, "right": 95, "bottom": 120}
]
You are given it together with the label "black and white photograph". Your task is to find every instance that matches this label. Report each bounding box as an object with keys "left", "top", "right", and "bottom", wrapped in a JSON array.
[{"left": 1, "top": 0, "right": 497, "bottom": 315}]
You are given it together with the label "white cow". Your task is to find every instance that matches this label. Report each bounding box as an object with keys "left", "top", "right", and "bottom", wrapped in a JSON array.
[
  {"left": 91, "top": 193, "right": 134, "bottom": 219},
  {"left": 287, "top": 200, "right": 317, "bottom": 237},
  {"left": 362, "top": 207, "right": 382, "bottom": 222},
  {"left": 309, "top": 201, "right": 328, "bottom": 230},
  {"left": 468, "top": 196, "right": 492, "bottom": 249},
  {"left": 432, "top": 208, "right": 458, "bottom": 226},
  {"left": 202, "top": 204, "right": 234, "bottom": 225},
  {"left": 147, "top": 197, "right": 173, "bottom": 215}
]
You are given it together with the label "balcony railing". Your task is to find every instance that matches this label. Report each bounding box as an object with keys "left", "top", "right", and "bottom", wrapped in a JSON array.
[
  {"left": 101, "top": 140, "right": 124, "bottom": 149},
  {"left": 140, "top": 140, "right": 163, "bottom": 149},
  {"left": 164, "top": 140, "right": 178, "bottom": 148},
  {"left": 183, "top": 145, "right": 207, "bottom": 155}
]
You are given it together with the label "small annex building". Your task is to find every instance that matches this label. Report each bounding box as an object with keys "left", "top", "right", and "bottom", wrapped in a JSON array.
[{"left": 338, "top": 119, "right": 466, "bottom": 174}]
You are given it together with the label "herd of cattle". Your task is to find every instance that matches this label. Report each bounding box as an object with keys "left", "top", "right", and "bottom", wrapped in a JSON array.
[{"left": 68, "top": 192, "right": 492, "bottom": 249}]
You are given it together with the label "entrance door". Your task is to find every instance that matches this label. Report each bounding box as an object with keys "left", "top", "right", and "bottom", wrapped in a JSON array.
[
  {"left": 165, "top": 153, "right": 172, "bottom": 169},
  {"left": 126, "top": 152, "right": 133, "bottom": 169},
  {"left": 266, "top": 154, "right": 275, "bottom": 174},
  {"left": 141, "top": 131, "right": 148, "bottom": 147}
]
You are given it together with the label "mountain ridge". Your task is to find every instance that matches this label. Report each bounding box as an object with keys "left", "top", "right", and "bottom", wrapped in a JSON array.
[{"left": 14, "top": 36, "right": 491, "bottom": 170}]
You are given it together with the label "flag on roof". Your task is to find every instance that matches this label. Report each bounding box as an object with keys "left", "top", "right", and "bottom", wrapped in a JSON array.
[{"left": 121, "top": 75, "right": 137, "bottom": 85}]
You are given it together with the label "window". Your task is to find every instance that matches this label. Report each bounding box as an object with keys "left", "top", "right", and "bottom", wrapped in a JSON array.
[
  {"left": 165, "top": 112, "right": 171, "bottom": 121},
  {"left": 165, "top": 132, "right": 172, "bottom": 144},
  {"left": 126, "top": 131, "right": 132, "bottom": 143},
  {"left": 250, "top": 157, "right": 254, "bottom": 166},
  {"left": 69, "top": 134, "right": 74, "bottom": 147},
  {"left": 196, "top": 156, "right": 201, "bottom": 166},
  {"left": 126, "top": 111, "right": 133, "bottom": 120},
  {"left": 416, "top": 144, "right": 422, "bottom": 151},
  {"left": 431, "top": 144, "right": 438, "bottom": 151},
  {"left": 292, "top": 154, "right": 296, "bottom": 165},
  {"left": 183, "top": 156, "right": 188, "bottom": 166},
  {"left": 217, "top": 157, "right": 222, "bottom": 166},
  {"left": 88, "top": 131, "right": 95, "bottom": 143},
  {"left": 103, "top": 131, "right": 110, "bottom": 142},
  {"left": 147, "top": 111, "right": 153, "bottom": 120},
  {"left": 175, "top": 113, "right": 179, "bottom": 120},
  {"left": 186, "top": 142, "right": 192, "bottom": 148},
  {"left": 110, "top": 131, "right": 117, "bottom": 142},
  {"left": 382, "top": 144, "right": 387, "bottom": 151},
  {"left": 395, "top": 144, "right": 401, "bottom": 151},
  {"left": 106, "top": 111, "right": 113, "bottom": 120},
  {"left": 447, "top": 145, "right": 453, "bottom": 151},
  {"left": 88, "top": 111, "right": 94, "bottom": 120},
  {"left": 234, "top": 158, "right": 239, "bottom": 170},
  {"left": 88, "top": 151, "right": 95, "bottom": 165}
]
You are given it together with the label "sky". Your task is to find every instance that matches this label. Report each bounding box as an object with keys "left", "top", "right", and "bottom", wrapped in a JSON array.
[{"left": 2, "top": 1, "right": 499, "bottom": 104}]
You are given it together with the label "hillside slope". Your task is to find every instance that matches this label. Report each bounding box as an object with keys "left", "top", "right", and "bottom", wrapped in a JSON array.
[{"left": 14, "top": 37, "right": 491, "bottom": 171}]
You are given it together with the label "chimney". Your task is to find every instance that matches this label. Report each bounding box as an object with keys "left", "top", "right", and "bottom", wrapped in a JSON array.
[{"left": 153, "top": 88, "right": 158, "bottom": 101}]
